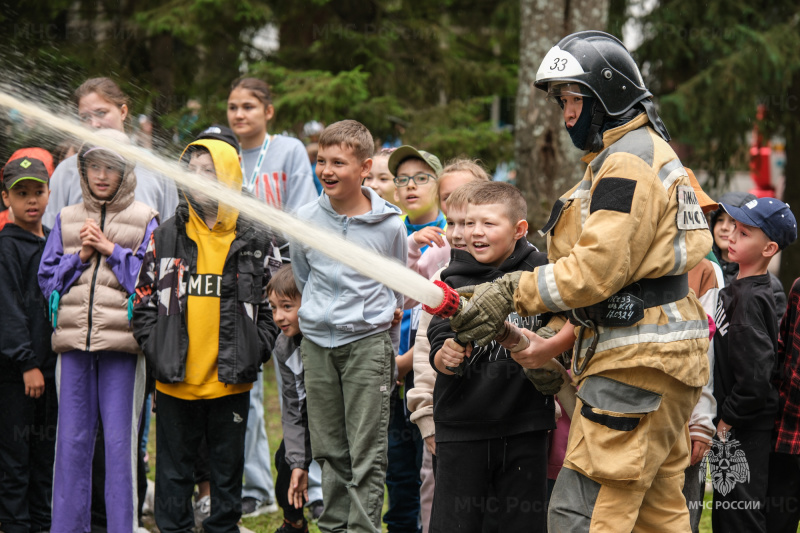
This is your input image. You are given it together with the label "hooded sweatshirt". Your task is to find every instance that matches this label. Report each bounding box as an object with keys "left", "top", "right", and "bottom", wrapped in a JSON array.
[
  {"left": 709, "top": 191, "right": 786, "bottom": 321},
  {"left": 713, "top": 273, "right": 779, "bottom": 430},
  {"left": 290, "top": 187, "right": 407, "bottom": 350},
  {"left": 158, "top": 139, "right": 254, "bottom": 400},
  {"left": 132, "top": 140, "right": 280, "bottom": 395},
  {"left": 427, "top": 239, "right": 556, "bottom": 442},
  {"left": 39, "top": 138, "right": 158, "bottom": 354},
  {"left": 0, "top": 223, "right": 55, "bottom": 382}
]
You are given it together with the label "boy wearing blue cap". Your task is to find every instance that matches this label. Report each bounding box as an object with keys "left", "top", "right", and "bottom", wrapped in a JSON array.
[{"left": 710, "top": 197, "right": 797, "bottom": 533}]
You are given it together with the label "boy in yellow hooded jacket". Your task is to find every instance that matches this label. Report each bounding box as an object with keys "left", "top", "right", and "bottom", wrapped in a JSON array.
[{"left": 133, "top": 135, "right": 281, "bottom": 532}]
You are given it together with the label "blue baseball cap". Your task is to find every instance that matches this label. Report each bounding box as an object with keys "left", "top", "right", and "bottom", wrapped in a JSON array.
[{"left": 720, "top": 197, "right": 797, "bottom": 249}]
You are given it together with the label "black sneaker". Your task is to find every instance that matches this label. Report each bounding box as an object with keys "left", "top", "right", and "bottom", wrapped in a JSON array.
[
  {"left": 242, "top": 496, "right": 279, "bottom": 518},
  {"left": 307, "top": 499, "right": 324, "bottom": 522},
  {"left": 274, "top": 518, "right": 308, "bottom": 533}
]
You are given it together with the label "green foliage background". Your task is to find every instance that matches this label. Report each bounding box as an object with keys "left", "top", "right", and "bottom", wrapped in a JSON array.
[
  {"left": 635, "top": 0, "right": 800, "bottom": 185},
  {"left": 1, "top": 0, "right": 800, "bottom": 285},
  {"left": 0, "top": 0, "right": 519, "bottom": 169}
]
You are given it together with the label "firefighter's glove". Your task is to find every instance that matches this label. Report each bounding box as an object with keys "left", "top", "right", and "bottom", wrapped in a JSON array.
[
  {"left": 450, "top": 271, "right": 522, "bottom": 346},
  {"left": 522, "top": 326, "right": 565, "bottom": 395},
  {"left": 523, "top": 368, "right": 564, "bottom": 396}
]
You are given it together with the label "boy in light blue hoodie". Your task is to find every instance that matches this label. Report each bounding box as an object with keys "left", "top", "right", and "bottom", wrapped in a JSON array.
[{"left": 291, "top": 120, "right": 406, "bottom": 533}]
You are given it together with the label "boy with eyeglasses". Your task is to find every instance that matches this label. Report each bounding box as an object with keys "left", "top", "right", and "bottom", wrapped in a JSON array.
[{"left": 380, "top": 146, "right": 446, "bottom": 533}]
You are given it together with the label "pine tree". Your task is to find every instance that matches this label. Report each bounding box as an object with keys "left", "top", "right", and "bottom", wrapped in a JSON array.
[{"left": 634, "top": 0, "right": 800, "bottom": 289}]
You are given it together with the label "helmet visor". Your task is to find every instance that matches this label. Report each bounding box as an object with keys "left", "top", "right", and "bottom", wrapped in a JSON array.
[{"left": 546, "top": 82, "right": 594, "bottom": 106}]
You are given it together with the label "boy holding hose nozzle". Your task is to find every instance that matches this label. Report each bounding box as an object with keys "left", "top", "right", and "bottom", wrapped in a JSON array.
[{"left": 425, "top": 182, "right": 558, "bottom": 532}]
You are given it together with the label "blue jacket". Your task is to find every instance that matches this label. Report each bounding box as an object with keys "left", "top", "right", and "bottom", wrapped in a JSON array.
[{"left": 290, "top": 187, "right": 406, "bottom": 349}]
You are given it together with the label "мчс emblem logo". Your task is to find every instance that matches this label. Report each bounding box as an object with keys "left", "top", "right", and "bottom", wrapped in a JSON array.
[{"left": 703, "top": 433, "right": 750, "bottom": 496}]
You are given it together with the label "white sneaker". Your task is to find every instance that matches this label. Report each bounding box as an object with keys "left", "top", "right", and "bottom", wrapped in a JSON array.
[
  {"left": 194, "top": 494, "right": 211, "bottom": 528},
  {"left": 142, "top": 479, "right": 155, "bottom": 516}
]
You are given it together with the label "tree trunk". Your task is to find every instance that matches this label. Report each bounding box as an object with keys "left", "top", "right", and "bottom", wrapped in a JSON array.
[
  {"left": 515, "top": 0, "right": 609, "bottom": 249},
  {"left": 779, "top": 73, "right": 800, "bottom": 293},
  {"left": 150, "top": 32, "right": 174, "bottom": 152}
]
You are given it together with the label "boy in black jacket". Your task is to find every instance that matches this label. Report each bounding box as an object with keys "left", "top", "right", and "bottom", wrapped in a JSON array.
[
  {"left": 711, "top": 197, "right": 797, "bottom": 533},
  {"left": 132, "top": 137, "right": 280, "bottom": 532},
  {"left": 0, "top": 156, "right": 57, "bottom": 533},
  {"left": 428, "top": 182, "right": 554, "bottom": 532}
]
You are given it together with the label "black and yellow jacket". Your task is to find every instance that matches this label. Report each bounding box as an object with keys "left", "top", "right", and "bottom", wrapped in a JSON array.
[{"left": 132, "top": 139, "right": 280, "bottom": 399}]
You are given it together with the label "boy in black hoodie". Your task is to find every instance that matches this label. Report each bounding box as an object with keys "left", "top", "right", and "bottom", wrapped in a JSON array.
[
  {"left": 711, "top": 197, "right": 797, "bottom": 533},
  {"left": 428, "top": 182, "right": 554, "bottom": 532},
  {"left": 0, "top": 156, "right": 57, "bottom": 533}
]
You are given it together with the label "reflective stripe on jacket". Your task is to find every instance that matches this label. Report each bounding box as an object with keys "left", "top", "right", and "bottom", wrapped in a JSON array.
[{"left": 516, "top": 113, "right": 712, "bottom": 387}]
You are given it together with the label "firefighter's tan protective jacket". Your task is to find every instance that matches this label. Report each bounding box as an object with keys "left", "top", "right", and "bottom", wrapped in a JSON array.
[{"left": 515, "top": 114, "right": 712, "bottom": 387}]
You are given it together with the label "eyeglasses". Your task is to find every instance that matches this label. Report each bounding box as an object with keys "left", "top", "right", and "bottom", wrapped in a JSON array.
[
  {"left": 393, "top": 173, "right": 437, "bottom": 187},
  {"left": 78, "top": 109, "right": 109, "bottom": 123}
]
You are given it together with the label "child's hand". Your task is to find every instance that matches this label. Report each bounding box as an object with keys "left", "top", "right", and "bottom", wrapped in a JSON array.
[
  {"left": 716, "top": 420, "right": 733, "bottom": 442},
  {"left": 396, "top": 349, "right": 414, "bottom": 384},
  {"left": 440, "top": 338, "right": 471, "bottom": 369},
  {"left": 79, "top": 220, "right": 97, "bottom": 262},
  {"left": 81, "top": 219, "right": 115, "bottom": 257},
  {"left": 511, "top": 325, "right": 575, "bottom": 369},
  {"left": 288, "top": 468, "right": 309, "bottom": 509},
  {"left": 412, "top": 226, "right": 446, "bottom": 249},
  {"left": 424, "top": 435, "right": 436, "bottom": 455},
  {"left": 690, "top": 436, "right": 711, "bottom": 465},
  {"left": 391, "top": 308, "right": 402, "bottom": 327},
  {"left": 23, "top": 367, "right": 45, "bottom": 398},
  {"left": 510, "top": 330, "right": 554, "bottom": 369}
]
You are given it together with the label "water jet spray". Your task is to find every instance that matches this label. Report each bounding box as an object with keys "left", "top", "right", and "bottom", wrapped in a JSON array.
[
  {"left": 0, "top": 90, "right": 446, "bottom": 310},
  {"left": 0, "top": 89, "right": 576, "bottom": 414}
]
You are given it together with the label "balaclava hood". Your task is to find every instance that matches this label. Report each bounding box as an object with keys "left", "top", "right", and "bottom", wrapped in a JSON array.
[{"left": 567, "top": 95, "right": 596, "bottom": 151}]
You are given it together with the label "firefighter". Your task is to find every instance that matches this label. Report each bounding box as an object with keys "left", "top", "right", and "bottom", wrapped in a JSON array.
[{"left": 450, "top": 31, "right": 713, "bottom": 531}]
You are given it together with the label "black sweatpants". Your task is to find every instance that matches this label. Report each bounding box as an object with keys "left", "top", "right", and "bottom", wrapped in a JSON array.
[
  {"left": 429, "top": 431, "right": 548, "bottom": 533},
  {"left": 154, "top": 390, "right": 250, "bottom": 533},
  {"left": 0, "top": 377, "right": 58, "bottom": 533},
  {"left": 711, "top": 428, "right": 771, "bottom": 533},
  {"left": 766, "top": 451, "right": 800, "bottom": 532},
  {"left": 275, "top": 439, "right": 307, "bottom": 524}
]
